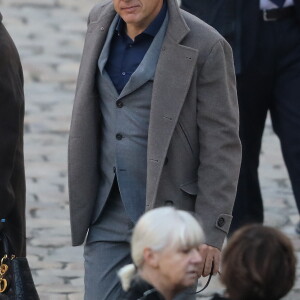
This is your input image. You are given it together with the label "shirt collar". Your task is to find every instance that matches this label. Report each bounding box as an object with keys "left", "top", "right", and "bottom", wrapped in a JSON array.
[{"left": 115, "top": 0, "right": 167, "bottom": 38}]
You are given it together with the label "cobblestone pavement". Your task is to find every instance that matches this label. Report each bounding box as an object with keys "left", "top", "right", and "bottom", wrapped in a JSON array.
[{"left": 0, "top": 0, "right": 299, "bottom": 299}]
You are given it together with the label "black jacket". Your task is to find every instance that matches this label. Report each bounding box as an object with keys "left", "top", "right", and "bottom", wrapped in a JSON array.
[
  {"left": 121, "top": 277, "right": 165, "bottom": 300},
  {"left": 0, "top": 13, "right": 26, "bottom": 257},
  {"left": 181, "top": 0, "right": 300, "bottom": 74}
]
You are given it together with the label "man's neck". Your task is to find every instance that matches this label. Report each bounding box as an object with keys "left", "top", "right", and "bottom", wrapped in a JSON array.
[{"left": 126, "top": 23, "right": 147, "bottom": 40}]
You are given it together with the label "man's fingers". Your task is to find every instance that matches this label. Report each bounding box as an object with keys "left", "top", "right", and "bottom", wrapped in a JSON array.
[
  {"left": 199, "top": 244, "right": 210, "bottom": 277},
  {"left": 197, "top": 244, "right": 207, "bottom": 276},
  {"left": 198, "top": 244, "right": 221, "bottom": 277},
  {"left": 202, "top": 249, "right": 215, "bottom": 277},
  {"left": 212, "top": 251, "right": 220, "bottom": 275}
]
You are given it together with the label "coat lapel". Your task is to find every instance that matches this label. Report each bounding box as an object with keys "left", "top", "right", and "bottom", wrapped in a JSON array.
[
  {"left": 146, "top": 0, "right": 199, "bottom": 205},
  {"left": 119, "top": 39, "right": 160, "bottom": 99},
  {"left": 98, "top": 14, "right": 119, "bottom": 76},
  {"left": 119, "top": 14, "right": 169, "bottom": 99},
  {"left": 76, "top": 3, "right": 116, "bottom": 102}
]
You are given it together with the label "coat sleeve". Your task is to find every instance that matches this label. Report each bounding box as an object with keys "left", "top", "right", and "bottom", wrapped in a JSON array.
[
  {"left": 0, "top": 24, "right": 24, "bottom": 220},
  {"left": 196, "top": 38, "right": 241, "bottom": 250}
]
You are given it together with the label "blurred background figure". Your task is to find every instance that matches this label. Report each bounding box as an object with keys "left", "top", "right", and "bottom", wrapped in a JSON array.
[
  {"left": 211, "top": 224, "right": 296, "bottom": 300},
  {"left": 0, "top": 12, "right": 26, "bottom": 257},
  {"left": 181, "top": 0, "right": 300, "bottom": 234},
  {"left": 118, "top": 207, "right": 205, "bottom": 300}
]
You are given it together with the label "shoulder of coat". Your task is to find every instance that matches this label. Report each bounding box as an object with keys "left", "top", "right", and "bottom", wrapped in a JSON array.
[
  {"left": 89, "top": 0, "right": 114, "bottom": 23},
  {"left": 180, "top": 9, "right": 226, "bottom": 47}
]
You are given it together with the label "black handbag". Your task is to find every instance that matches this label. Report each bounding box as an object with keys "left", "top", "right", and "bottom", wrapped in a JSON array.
[{"left": 0, "top": 233, "right": 39, "bottom": 300}]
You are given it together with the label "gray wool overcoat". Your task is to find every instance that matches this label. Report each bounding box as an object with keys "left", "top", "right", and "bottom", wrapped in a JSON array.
[{"left": 68, "top": 0, "right": 242, "bottom": 250}]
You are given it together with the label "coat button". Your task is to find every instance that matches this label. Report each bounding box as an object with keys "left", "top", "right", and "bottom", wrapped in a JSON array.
[
  {"left": 113, "top": 167, "right": 116, "bottom": 173},
  {"left": 164, "top": 200, "right": 174, "bottom": 206},
  {"left": 217, "top": 217, "right": 225, "bottom": 227},
  {"left": 116, "top": 100, "right": 123, "bottom": 108},
  {"left": 116, "top": 133, "right": 123, "bottom": 140}
]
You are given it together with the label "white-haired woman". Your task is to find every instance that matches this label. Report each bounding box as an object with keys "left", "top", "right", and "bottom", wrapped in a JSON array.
[{"left": 118, "top": 207, "right": 205, "bottom": 300}]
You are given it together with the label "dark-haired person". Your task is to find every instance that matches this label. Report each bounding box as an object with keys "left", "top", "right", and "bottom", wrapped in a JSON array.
[
  {"left": 181, "top": 0, "right": 300, "bottom": 235},
  {"left": 211, "top": 224, "right": 296, "bottom": 300},
  {"left": 0, "top": 13, "right": 26, "bottom": 258}
]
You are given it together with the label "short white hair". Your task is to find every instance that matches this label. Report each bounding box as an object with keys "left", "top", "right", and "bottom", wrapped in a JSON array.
[{"left": 118, "top": 207, "right": 205, "bottom": 291}]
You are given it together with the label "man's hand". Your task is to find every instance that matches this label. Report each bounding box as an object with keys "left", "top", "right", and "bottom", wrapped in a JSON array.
[{"left": 198, "top": 244, "right": 221, "bottom": 277}]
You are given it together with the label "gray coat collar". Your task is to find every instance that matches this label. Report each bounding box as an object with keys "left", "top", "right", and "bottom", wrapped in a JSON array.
[
  {"left": 88, "top": 0, "right": 190, "bottom": 44},
  {"left": 165, "top": 0, "right": 190, "bottom": 43},
  {"left": 98, "top": 11, "right": 169, "bottom": 99}
]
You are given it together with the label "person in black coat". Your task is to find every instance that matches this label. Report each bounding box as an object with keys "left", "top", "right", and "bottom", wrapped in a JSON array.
[
  {"left": 0, "top": 12, "right": 26, "bottom": 258},
  {"left": 121, "top": 277, "right": 164, "bottom": 300},
  {"left": 118, "top": 207, "right": 205, "bottom": 300},
  {"left": 181, "top": 0, "right": 300, "bottom": 234}
]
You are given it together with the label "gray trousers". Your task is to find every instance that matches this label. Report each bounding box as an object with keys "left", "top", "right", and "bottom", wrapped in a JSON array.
[{"left": 84, "top": 182, "right": 196, "bottom": 300}]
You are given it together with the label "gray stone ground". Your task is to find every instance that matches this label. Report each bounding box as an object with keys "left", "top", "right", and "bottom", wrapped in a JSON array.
[{"left": 0, "top": 0, "right": 299, "bottom": 299}]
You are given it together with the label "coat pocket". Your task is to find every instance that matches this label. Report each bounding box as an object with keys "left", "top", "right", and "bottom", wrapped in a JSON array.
[{"left": 180, "top": 179, "right": 198, "bottom": 196}]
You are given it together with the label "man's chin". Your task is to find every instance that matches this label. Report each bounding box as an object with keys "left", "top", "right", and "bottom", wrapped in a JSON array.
[{"left": 122, "top": 16, "right": 140, "bottom": 24}]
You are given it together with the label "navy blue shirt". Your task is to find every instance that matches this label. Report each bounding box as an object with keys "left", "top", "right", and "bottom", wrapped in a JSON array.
[{"left": 105, "top": 1, "right": 167, "bottom": 94}]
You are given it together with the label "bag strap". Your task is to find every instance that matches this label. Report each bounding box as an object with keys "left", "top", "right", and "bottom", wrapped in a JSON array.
[
  {"left": 0, "top": 221, "right": 14, "bottom": 257},
  {"left": 191, "top": 261, "right": 221, "bottom": 295}
]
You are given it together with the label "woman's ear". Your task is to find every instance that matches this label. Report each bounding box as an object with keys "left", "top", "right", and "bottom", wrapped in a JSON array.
[{"left": 143, "top": 247, "right": 159, "bottom": 268}]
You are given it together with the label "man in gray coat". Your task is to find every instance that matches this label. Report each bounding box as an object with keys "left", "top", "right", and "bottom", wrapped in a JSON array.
[{"left": 68, "top": 0, "right": 241, "bottom": 299}]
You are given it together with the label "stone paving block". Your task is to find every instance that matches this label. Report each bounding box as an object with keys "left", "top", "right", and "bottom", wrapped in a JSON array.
[
  {"left": 27, "top": 218, "right": 70, "bottom": 229},
  {"left": 264, "top": 197, "right": 288, "bottom": 208},
  {"left": 65, "top": 262, "right": 84, "bottom": 271},
  {"left": 29, "top": 259, "right": 64, "bottom": 271},
  {"left": 57, "top": 62, "right": 81, "bottom": 74},
  {"left": 69, "top": 277, "right": 84, "bottom": 287},
  {"left": 290, "top": 214, "right": 300, "bottom": 225},
  {"left": 37, "top": 283, "right": 83, "bottom": 294},
  {"left": 264, "top": 211, "right": 289, "bottom": 228},
  {"left": 30, "top": 235, "right": 71, "bottom": 248},
  {"left": 67, "top": 293, "right": 84, "bottom": 300},
  {"left": 281, "top": 225, "right": 299, "bottom": 237},
  {"left": 36, "top": 267, "right": 84, "bottom": 279},
  {"left": 33, "top": 207, "right": 69, "bottom": 221},
  {"left": 37, "top": 294, "right": 68, "bottom": 300},
  {"left": 7, "top": 0, "right": 57, "bottom": 6},
  {"left": 34, "top": 273, "right": 65, "bottom": 286},
  {"left": 45, "top": 246, "right": 84, "bottom": 263}
]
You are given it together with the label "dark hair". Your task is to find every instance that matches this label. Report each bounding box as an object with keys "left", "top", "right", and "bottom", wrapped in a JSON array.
[{"left": 221, "top": 224, "right": 296, "bottom": 300}]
